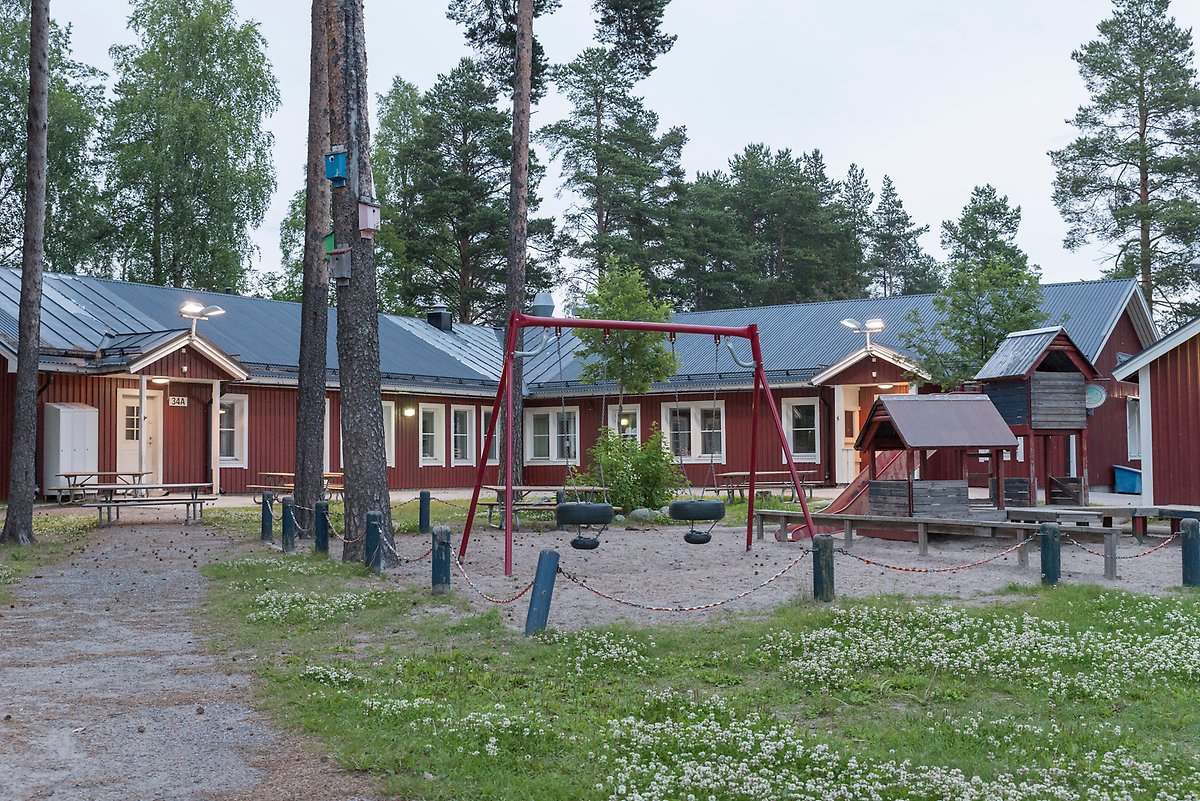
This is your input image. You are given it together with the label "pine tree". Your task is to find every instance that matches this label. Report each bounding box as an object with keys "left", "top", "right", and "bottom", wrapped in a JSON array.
[
  {"left": 1050, "top": 0, "right": 1200, "bottom": 324},
  {"left": 869, "top": 175, "right": 938, "bottom": 296},
  {"left": 840, "top": 163, "right": 874, "bottom": 261}
]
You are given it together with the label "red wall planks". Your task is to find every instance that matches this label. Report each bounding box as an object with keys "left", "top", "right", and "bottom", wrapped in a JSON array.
[
  {"left": 138, "top": 348, "right": 230, "bottom": 382},
  {"left": 1150, "top": 331, "right": 1200, "bottom": 505}
]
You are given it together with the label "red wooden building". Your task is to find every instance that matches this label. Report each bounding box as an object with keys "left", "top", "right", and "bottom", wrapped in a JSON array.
[
  {"left": 1112, "top": 315, "right": 1200, "bottom": 506},
  {"left": 0, "top": 270, "right": 1157, "bottom": 500}
]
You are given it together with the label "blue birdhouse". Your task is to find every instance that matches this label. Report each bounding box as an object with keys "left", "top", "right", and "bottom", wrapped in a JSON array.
[{"left": 325, "top": 146, "right": 348, "bottom": 188}]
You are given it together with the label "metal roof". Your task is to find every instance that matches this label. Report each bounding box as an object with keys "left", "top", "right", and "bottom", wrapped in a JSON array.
[
  {"left": 856, "top": 394, "right": 1019, "bottom": 451},
  {"left": 0, "top": 271, "right": 1150, "bottom": 396},
  {"left": 974, "top": 328, "right": 1063, "bottom": 380}
]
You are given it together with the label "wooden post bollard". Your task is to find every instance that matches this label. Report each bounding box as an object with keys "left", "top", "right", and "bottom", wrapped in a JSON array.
[
  {"left": 524, "top": 549, "right": 560, "bottom": 635},
  {"left": 843, "top": 519, "right": 853, "bottom": 547},
  {"left": 813, "top": 534, "right": 835, "bottom": 602},
  {"left": 432, "top": 525, "right": 451, "bottom": 595},
  {"left": 1182, "top": 518, "right": 1200, "bottom": 588},
  {"left": 365, "top": 511, "right": 383, "bottom": 574},
  {"left": 260, "top": 491, "right": 273, "bottom": 542},
  {"left": 281, "top": 496, "right": 296, "bottom": 554},
  {"left": 314, "top": 500, "right": 329, "bottom": 555},
  {"left": 917, "top": 522, "right": 929, "bottom": 557},
  {"left": 1017, "top": 530, "right": 1029, "bottom": 568},
  {"left": 1040, "top": 523, "right": 1060, "bottom": 586},
  {"left": 1104, "top": 530, "right": 1118, "bottom": 580},
  {"left": 419, "top": 490, "right": 432, "bottom": 535}
]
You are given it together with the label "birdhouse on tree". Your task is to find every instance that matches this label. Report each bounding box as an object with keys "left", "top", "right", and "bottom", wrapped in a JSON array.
[
  {"left": 358, "top": 201, "right": 381, "bottom": 239},
  {"left": 325, "top": 145, "right": 348, "bottom": 188}
]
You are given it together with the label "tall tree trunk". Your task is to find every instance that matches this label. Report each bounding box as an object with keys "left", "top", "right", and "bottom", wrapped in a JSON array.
[
  {"left": 1, "top": 0, "right": 50, "bottom": 547},
  {"left": 326, "top": 0, "right": 393, "bottom": 562},
  {"left": 295, "top": 0, "right": 331, "bottom": 531},
  {"left": 503, "top": 0, "right": 533, "bottom": 486},
  {"left": 1137, "top": 95, "right": 1153, "bottom": 314}
]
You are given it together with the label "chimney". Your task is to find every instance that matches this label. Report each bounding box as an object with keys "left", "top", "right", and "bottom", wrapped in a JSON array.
[{"left": 426, "top": 305, "right": 453, "bottom": 333}]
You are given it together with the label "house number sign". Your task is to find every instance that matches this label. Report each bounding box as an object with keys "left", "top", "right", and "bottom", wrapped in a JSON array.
[{"left": 169, "top": 396, "right": 188, "bottom": 407}]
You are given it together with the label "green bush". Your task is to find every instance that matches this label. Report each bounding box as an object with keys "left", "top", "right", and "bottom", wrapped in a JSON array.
[{"left": 575, "top": 425, "right": 687, "bottom": 512}]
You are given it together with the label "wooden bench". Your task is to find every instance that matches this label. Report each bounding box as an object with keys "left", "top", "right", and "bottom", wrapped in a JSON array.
[
  {"left": 83, "top": 495, "right": 218, "bottom": 527},
  {"left": 481, "top": 501, "right": 559, "bottom": 530},
  {"left": 753, "top": 509, "right": 1121, "bottom": 564}
]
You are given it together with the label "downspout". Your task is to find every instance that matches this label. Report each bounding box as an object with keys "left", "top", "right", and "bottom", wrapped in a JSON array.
[{"left": 37, "top": 372, "right": 53, "bottom": 396}]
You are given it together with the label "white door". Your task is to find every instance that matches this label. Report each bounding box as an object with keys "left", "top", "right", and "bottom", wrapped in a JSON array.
[{"left": 116, "top": 389, "right": 162, "bottom": 483}]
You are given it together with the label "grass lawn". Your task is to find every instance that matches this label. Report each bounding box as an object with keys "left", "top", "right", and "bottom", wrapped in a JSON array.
[
  {"left": 0, "top": 513, "right": 95, "bottom": 603},
  {"left": 200, "top": 534, "right": 1200, "bottom": 801}
]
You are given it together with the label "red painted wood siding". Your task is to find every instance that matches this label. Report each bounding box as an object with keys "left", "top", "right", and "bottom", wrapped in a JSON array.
[
  {"left": 162, "top": 382, "right": 212, "bottom": 484},
  {"left": 219, "top": 384, "right": 303, "bottom": 494},
  {"left": 1149, "top": 330, "right": 1200, "bottom": 505},
  {"left": 822, "top": 357, "right": 910, "bottom": 386},
  {"left": 139, "top": 347, "right": 229, "bottom": 381},
  {"left": 1085, "top": 311, "right": 1144, "bottom": 488}
]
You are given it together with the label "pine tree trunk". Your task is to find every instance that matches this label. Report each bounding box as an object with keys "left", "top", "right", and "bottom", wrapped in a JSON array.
[
  {"left": 294, "top": 0, "right": 331, "bottom": 530},
  {"left": 1, "top": 0, "right": 49, "bottom": 547},
  {"left": 1138, "top": 98, "right": 1153, "bottom": 314},
  {"left": 326, "top": 0, "right": 394, "bottom": 562},
  {"left": 503, "top": 0, "right": 533, "bottom": 486}
]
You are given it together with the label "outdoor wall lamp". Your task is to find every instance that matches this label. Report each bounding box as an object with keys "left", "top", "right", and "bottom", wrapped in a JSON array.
[{"left": 403, "top": 406, "right": 416, "bottom": 417}]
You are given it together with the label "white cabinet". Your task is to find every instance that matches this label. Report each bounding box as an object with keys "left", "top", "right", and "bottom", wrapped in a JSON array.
[{"left": 43, "top": 403, "right": 98, "bottom": 499}]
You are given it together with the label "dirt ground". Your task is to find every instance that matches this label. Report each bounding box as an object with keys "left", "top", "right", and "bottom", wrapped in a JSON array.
[
  {"left": 0, "top": 503, "right": 1186, "bottom": 799},
  {"left": 0, "top": 517, "right": 381, "bottom": 801}
]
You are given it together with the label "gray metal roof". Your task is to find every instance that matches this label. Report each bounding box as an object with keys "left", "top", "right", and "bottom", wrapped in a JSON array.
[
  {"left": 0, "top": 271, "right": 1150, "bottom": 396},
  {"left": 974, "top": 327, "right": 1063, "bottom": 381},
  {"left": 857, "top": 394, "right": 1019, "bottom": 450}
]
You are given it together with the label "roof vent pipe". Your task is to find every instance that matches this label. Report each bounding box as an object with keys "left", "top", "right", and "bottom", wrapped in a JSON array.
[{"left": 426, "top": 305, "right": 453, "bottom": 333}]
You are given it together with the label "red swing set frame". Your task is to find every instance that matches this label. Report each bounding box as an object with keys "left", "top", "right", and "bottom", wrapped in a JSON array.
[{"left": 458, "top": 310, "right": 817, "bottom": 576}]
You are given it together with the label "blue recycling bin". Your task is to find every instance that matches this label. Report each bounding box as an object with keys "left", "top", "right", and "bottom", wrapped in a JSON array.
[{"left": 1113, "top": 464, "right": 1142, "bottom": 495}]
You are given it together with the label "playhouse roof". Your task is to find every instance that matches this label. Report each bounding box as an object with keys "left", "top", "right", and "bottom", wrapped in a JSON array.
[
  {"left": 974, "top": 326, "right": 1099, "bottom": 381},
  {"left": 855, "top": 394, "right": 1019, "bottom": 451}
]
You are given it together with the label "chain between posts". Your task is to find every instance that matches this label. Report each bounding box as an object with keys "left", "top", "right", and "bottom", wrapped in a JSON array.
[
  {"left": 555, "top": 551, "right": 811, "bottom": 613},
  {"left": 1061, "top": 531, "right": 1180, "bottom": 559},
  {"left": 834, "top": 535, "right": 1036, "bottom": 574},
  {"left": 452, "top": 554, "right": 536, "bottom": 604}
]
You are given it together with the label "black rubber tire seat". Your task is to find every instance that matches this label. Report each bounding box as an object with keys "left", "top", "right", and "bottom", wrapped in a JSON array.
[
  {"left": 556, "top": 502, "right": 615, "bottom": 526},
  {"left": 683, "top": 530, "right": 713, "bottom": 545},
  {"left": 570, "top": 535, "right": 601, "bottom": 550},
  {"left": 668, "top": 499, "right": 726, "bottom": 522}
]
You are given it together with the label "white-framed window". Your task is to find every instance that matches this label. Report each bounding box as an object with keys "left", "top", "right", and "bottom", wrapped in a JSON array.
[
  {"left": 662, "top": 401, "right": 726, "bottom": 463},
  {"left": 782, "top": 398, "right": 819, "bottom": 462},
  {"left": 607, "top": 404, "right": 641, "bottom": 442},
  {"left": 525, "top": 406, "right": 580, "bottom": 464},
  {"left": 381, "top": 400, "right": 396, "bottom": 468},
  {"left": 480, "top": 408, "right": 499, "bottom": 464},
  {"left": 324, "top": 397, "right": 332, "bottom": 471},
  {"left": 1127, "top": 397, "right": 1141, "bottom": 460},
  {"left": 451, "top": 405, "right": 476, "bottom": 466},
  {"left": 218, "top": 393, "right": 249, "bottom": 468},
  {"left": 419, "top": 403, "right": 445, "bottom": 466}
]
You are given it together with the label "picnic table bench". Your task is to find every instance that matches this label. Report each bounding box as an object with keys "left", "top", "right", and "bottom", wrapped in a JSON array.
[
  {"left": 48, "top": 470, "right": 152, "bottom": 504},
  {"left": 81, "top": 483, "right": 215, "bottom": 527},
  {"left": 248, "top": 472, "right": 344, "bottom": 502},
  {"left": 481, "top": 485, "right": 607, "bottom": 530},
  {"left": 717, "top": 471, "right": 817, "bottom": 502}
]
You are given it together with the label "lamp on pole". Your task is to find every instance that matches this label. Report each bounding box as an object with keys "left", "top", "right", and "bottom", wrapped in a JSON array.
[
  {"left": 180, "top": 301, "right": 226, "bottom": 336},
  {"left": 840, "top": 317, "right": 885, "bottom": 348}
]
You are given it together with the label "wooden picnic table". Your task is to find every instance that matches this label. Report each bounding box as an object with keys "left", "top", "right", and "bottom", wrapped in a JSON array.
[
  {"left": 52, "top": 471, "right": 152, "bottom": 503},
  {"left": 248, "top": 472, "right": 345, "bottom": 500},
  {"left": 483, "top": 484, "right": 606, "bottom": 500},
  {"left": 82, "top": 482, "right": 215, "bottom": 527},
  {"left": 716, "top": 470, "right": 817, "bottom": 501},
  {"left": 480, "top": 485, "right": 608, "bottom": 530}
]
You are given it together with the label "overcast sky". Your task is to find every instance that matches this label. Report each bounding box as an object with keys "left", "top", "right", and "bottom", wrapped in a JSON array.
[{"left": 49, "top": 0, "right": 1200, "bottom": 289}]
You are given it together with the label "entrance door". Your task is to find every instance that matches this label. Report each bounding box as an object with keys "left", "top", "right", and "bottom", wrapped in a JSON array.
[{"left": 116, "top": 389, "right": 162, "bottom": 483}]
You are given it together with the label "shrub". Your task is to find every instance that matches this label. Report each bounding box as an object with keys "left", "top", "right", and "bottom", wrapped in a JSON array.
[{"left": 575, "top": 425, "right": 686, "bottom": 512}]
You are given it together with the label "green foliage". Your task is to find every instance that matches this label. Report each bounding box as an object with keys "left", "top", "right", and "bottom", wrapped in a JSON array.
[
  {"left": 542, "top": 46, "right": 686, "bottom": 282},
  {"left": 445, "top": 0, "right": 561, "bottom": 101},
  {"left": 104, "top": 0, "right": 279, "bottom": 291},
  {"left": 1050, "top": 0, "right": 1200, "bottom": 325},
  {"left": 901, "top": 185, "right": 1045, "bottom": 388},
  {"left": 869, "top": 175, "right": 941, "bottom": 296},
  {"left": 669, "top": 144, "right": 869, "bottom": 310},
  {"left": 574, "top": 259, "right": 675, "bottom": 395},
  {"left": 576, "top": 425, "right": 686, "bottom": 511},
  {"left": 371, "top": 60, "right": 556, "bottom": 323},
  {"left": 0, "top": 3, "right": 106, "bottom": 273}
]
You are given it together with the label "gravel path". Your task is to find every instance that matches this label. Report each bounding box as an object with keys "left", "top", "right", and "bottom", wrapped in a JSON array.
[{"left": 0, "top": 520, "right": 380, "bottom": 801}]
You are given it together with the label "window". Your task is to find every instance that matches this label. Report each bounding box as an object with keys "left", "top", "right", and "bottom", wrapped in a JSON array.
[
  {"left": 219, "top": 394, "right": 249, "bottom": 468},
  {"left": 525, "top": 406, "right": 580, "bottom": 464},
  {"left": 381, "top": 400, "right": 396, "bottom": 468},
  {"left": 451, "top": 405, "right": 475, "bottom": 466},
  {"left": 662, "top": 402, "right": 726, "bottom": 463},
  {"left": 607, "top": 404, "right": 641, "bottom": 442},
  {"left": 124, "top": 404, "right": 140, "bottom": 442},
  {"left": 480, "top": 408, "right": 498, "bottom": 464},
  {"left": 782, "top": 398, "right": 819, "bottom": 462},
  {"left": 1127, "top": 397, "right": 1141, "bottom": 460},
  {"left": 419, "top": 403, "right": 445, "bottom": 466}
]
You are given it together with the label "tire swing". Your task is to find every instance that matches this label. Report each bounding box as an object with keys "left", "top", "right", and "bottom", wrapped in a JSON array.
[
  {"left": 666, "top": 334, "right": 726, "bottom": 544},
  {"left": 547, "top": 328, "right": 614, "bottom": 551}
]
